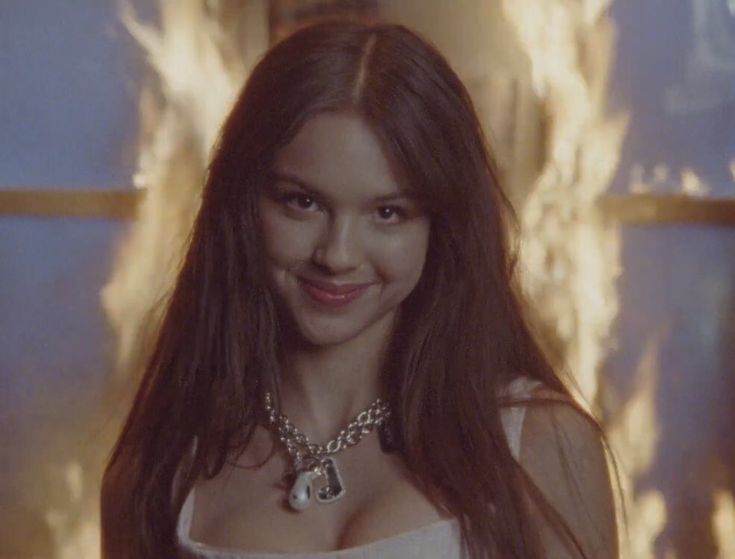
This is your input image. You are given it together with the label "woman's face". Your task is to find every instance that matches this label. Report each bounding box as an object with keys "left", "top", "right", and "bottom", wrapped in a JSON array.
[{"left": 258, "top": 111, "right": 430, "bottom": 347}]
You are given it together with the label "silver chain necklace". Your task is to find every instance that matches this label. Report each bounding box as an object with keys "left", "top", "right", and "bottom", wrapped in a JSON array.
[{"left": 263, "top": 392, "right": 391, "bottom": 511}]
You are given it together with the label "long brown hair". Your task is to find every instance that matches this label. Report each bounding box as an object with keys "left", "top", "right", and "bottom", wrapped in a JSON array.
[{"left": 104, "top": 21, "right": 596, "bottom": 558}]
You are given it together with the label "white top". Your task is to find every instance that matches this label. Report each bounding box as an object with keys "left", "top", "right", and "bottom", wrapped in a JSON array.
[{"left": 177, "top": 376, "right": 541, "bottom": 559}]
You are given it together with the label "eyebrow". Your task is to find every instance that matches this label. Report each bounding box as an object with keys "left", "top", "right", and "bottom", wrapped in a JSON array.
[{"left": 270, "top": 171, "right": 411, "bottom": 203}]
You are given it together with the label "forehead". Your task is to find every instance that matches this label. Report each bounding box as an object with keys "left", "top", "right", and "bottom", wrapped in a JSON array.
[{"left": 273, "top": 112, "right": 407, "bottom": 198}]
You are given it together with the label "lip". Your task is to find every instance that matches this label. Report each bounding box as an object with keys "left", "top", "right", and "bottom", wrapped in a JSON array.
[{"left": 299, "top": 277, "right": 372, "bottom": 307}]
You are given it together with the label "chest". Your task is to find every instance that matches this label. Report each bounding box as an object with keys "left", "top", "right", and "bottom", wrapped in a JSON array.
[{"left": 186, "top": 432, "right": 449, "bottom": 553}]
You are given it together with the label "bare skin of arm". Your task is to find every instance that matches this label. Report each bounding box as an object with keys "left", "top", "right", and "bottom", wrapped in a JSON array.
[{"left": 519, "top": 396, "right": 619, "bottom": 559}]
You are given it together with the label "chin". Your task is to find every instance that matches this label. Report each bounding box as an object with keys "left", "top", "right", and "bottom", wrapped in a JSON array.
[
  {"left": 291, "top": 315, "right": 369, "bottom": 347},
  {"left": 272, "top": 278, "right": 402, "bottom": 349}
]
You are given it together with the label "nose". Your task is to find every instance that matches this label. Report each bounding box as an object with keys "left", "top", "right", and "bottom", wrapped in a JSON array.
[{"left": 311, "top": 214, "right": 362, "bottom": 274}]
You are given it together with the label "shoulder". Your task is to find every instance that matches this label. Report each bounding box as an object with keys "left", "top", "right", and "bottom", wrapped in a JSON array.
[{"left": 518, "top": 387, "right": 618, "bottom": 558}]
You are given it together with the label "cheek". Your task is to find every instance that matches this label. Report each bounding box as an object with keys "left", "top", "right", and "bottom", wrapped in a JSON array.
[
  {"left": 373, "top": 225, "right": 430, "bottom": 284},
  {"left": 259, "top": 208, "right": 315, "bottom": 266}
]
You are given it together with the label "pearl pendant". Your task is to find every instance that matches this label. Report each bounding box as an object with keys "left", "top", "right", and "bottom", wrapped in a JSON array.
[
  {"left": 288, "top": 457, "right": 345, "bottom": 511},
  {"left": 288, "top": 469, "right": 320, "bottom": 511}
]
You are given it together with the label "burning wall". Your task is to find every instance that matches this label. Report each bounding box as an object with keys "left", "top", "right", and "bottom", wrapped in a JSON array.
[{"left": 93, "top": 1, "right": 735, "bottom": 558}]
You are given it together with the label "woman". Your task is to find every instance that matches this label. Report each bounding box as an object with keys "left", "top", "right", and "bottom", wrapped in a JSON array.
[{"left": 101, "top": 21, "right": 618, "bottom": 559}]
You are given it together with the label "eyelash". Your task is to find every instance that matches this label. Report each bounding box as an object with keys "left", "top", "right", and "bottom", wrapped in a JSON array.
[{"left": 278, "top": 192, "right": 408, "bottom": 222}]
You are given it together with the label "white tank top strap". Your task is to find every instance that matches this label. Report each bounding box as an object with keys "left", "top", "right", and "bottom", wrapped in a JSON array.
[
  {"left": 176, "top": 438, "right": 199, "bottom": 543},
  {"left": 499, "top": 376, "right": 543, "bottom": 460},
  {"left": 179, "top": 488, "right": 197, "bottom": 543}
]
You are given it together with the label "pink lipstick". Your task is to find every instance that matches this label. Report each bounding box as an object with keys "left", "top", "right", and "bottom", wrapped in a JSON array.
[{"left": 299, "top": 278, "right": 371, "bottom": 308}]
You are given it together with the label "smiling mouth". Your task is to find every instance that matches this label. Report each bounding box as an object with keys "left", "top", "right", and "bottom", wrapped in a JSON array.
[{"left": 298, "top": 278, "right": 371, "bottom": 307}]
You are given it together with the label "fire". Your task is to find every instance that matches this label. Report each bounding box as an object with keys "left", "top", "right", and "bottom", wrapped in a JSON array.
[
  {"left": 41, "top": 3, "right": 267, "bottom": 558},
  {"left": 627, "top": 163, "right": 712, "bottom": 196},
  {"left": 503, "top": 2, "right": 734, "bottom": 557},
  {"left": 679, "top": 167, "right": 710, "bottom": 197},
  {"left": 712, "top": 490, "right": 735, "bottom": 558},
  {"left": 500, "top": 1, "right": 668, "bottom": 557},
  {"left": 502, "top": 0, "right": 627, "bottom": 407},
  {"left": 103, "top": 1, "right": 265, "bottom": 377},
  {"left": 606, "top": 334, "right": 668, "bottom": 558},
  {"left": 43, "top": 462, "right": 99, "bottom": 559}
]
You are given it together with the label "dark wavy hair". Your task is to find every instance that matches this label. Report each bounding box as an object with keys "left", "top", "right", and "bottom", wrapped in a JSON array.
[{"left": 103, "top": 20, "right": 598, "bottom": 558}]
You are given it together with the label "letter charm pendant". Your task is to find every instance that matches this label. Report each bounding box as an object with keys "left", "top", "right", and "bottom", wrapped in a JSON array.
[{"left": 315, "top": 457, "right": 345, "bottom": 504}]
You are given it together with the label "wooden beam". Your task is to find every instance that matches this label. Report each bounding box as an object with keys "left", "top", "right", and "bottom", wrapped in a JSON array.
[
  {"left": 1, "top": 190, "right": 734, "bottom": 226},
  {"left": 600, "top": 194, "right": 735, "bottom": 226},
  {"left": 0, "top": 189, "right": 141, "bottom": 219}
]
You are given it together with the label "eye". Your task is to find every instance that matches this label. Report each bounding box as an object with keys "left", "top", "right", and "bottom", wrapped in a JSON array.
[
  {"left": 376, "top": 206, "right": 408, "bottom": 222},
  {"left": 281, "top": 192, "right": 319, "bottom": 212}
]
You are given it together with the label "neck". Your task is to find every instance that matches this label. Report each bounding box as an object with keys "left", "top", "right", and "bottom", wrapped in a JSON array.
[{"left": 277, "top": 312, "right": 395, "bottom": 443}]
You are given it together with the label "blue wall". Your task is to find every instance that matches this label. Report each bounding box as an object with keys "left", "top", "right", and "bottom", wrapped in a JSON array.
[
  {"left": 608, "top": 1, "right": 735, "bottom": 556},
  {"left": 610, "top": 0, "right": 735, "bottom": 196},
  {"left": 0, "top": 3, "right": 147, "bottom": 548},
  {"left": 0, "top": 2, "right": 144, "bottom": 187}
]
